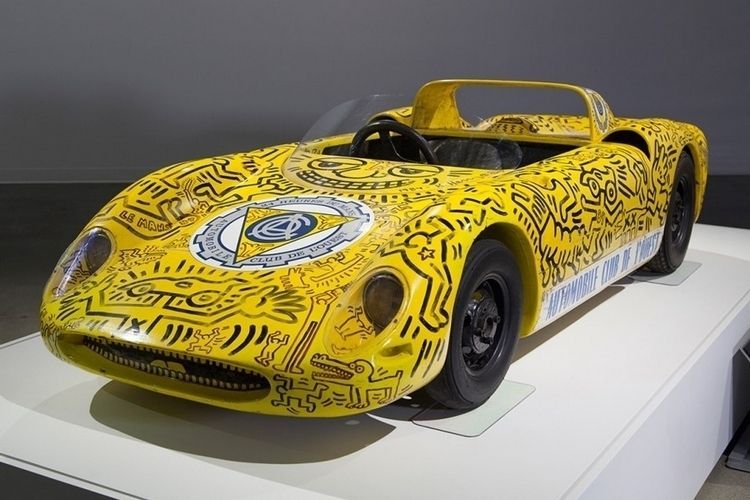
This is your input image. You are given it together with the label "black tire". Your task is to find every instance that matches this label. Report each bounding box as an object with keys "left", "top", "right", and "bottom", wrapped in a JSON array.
[
  {"left": 426, "top": 240, "right": 522, "bottom": 409},
  {"left": 645, "top": 152, "right": 696, "bottom": 274}
]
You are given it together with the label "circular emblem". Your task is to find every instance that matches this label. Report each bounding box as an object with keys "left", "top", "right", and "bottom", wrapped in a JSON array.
[
  {"left": 190, "top": 196, "right": 373, "bottom": 270},
  {"left": 245, "top": 213, "right": 318, "bottom": 242}
]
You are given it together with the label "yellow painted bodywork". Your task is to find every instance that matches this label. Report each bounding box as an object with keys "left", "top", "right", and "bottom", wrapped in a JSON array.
[{"left": 40, "top": 80, "right": 708, "bottom": 416}]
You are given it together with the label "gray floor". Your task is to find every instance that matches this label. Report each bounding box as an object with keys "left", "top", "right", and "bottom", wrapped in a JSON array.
[
  {"left": 698, "top": 461, "right": 750, "bottom": 500},
  {"left": 1, "top": 178, "right": 749, "bottom": 498}
]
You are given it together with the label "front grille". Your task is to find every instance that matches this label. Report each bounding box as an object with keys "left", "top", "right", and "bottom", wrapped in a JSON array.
[{"left": 83, "top": 337, "right": 269, "bottom": 392}]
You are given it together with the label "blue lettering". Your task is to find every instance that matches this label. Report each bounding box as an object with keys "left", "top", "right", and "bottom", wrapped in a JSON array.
[
  {"left": 601, "top": 253, "right": 620, "bottom": 283},
  {"left": 593, "top": 266, "right": 600, "bottom": 290},
  {"left": 621, "top": 247, "right": 631, "bottom": 271}
]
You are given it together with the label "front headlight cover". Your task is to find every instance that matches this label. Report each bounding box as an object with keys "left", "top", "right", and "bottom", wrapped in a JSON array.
[
  {"left": 47, "top": 227, "right": 113, "bottom": 297},
  {"left": 363, "top": 272, "right": 404, "bottom": 332},
  {"left": 323, "top": 268, "right": 409, "bottom": 356}
]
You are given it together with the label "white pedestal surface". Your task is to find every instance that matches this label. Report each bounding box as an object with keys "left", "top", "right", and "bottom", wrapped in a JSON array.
[{"left": 2, "top": 224, "right": 750, "bottom": 500}]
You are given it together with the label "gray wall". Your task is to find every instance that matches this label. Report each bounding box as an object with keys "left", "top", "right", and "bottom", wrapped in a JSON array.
[{"left": 1, "top": 0, "right": 747, "bottom": 182}]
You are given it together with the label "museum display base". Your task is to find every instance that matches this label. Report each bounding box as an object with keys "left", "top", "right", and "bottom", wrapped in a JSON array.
[{"left": 2, "top": 224, "right": 750, "bottom": 500}]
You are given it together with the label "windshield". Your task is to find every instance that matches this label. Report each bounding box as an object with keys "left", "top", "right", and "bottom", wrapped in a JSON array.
[
  {"left": 291, "top": 94, "right": 414, "bottom": 164},
  {"left": 301, "top": 94, "right": 411, "bottom": 143},
  {"left": 287, "top": 94, "right": 439, "bottom": 167}
]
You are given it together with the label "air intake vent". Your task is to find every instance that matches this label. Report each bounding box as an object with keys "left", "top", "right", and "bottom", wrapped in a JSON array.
[{"left": 83, "top": 337, "right": 268, "bottom": 391}]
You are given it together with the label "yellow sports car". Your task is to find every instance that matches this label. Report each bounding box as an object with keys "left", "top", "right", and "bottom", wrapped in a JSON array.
[{"left": 40, "top": 80, "right": 707, "bottom": 416}]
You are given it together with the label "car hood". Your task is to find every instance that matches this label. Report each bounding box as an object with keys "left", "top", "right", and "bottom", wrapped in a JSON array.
[{"left": 80, "top": 145, "right": 514, "bottom": 276}]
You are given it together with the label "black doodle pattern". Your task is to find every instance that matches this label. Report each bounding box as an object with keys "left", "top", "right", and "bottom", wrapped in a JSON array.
[{"left": 40, "top": 100, "right": 707, "bottom": 416}]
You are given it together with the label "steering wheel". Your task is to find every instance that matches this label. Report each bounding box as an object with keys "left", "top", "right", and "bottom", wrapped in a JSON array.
[{"left": 349, "top": 120, "right": 438, "bottom": 164}]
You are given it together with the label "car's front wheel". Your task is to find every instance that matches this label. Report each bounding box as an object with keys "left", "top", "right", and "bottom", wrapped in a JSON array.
[
  {"left": 426, "top": 240, "right": 522, "bottom": 409},
  {"left": 645, "top": 152, "right": 696, "bottom": 274}
]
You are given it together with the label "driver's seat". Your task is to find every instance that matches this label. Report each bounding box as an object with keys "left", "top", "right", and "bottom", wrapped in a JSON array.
[{"left": 430, "top": 139, "right": 521, "bottom": 169}]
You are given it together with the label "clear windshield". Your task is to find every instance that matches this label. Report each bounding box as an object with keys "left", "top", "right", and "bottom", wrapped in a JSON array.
[
  {"left": 300, "top": 94, "right": 410, "bottom": 144},
  {"left": 287, "top": 94, "right": 416, "bottom": 167}
]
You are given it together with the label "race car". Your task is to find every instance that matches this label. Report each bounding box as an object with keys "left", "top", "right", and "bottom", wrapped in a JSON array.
[{"left": 40, "top": 79, "right": 707, "bottom": 416}]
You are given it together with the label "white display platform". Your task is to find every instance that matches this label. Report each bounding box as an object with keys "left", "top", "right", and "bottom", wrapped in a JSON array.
[{"left": 2, "top": 224, "right": 750, "bottom": 500}]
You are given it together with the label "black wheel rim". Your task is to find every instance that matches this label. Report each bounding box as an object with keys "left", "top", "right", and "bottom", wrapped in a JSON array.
[
  {"left": 670, "top": 176, "right": 690, "bottom": 247},
  {"left": 460, "top": 274, "right": 507, "bottom": 374}
]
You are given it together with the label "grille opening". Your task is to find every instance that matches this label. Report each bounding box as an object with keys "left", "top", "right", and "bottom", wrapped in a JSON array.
[{"left": 83, "top": 337, "right": 269, "bottom": 392}]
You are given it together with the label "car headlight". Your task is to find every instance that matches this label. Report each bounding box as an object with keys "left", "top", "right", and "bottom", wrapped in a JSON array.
[
  {"left": 46, "top": 227, "right": 113, "bottom": 297},
  {"left": 363, "top": 272, "right": 404, "bottom": 332}
]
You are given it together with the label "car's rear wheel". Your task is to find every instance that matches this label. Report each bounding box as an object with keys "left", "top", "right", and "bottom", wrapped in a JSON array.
[
  {"left": 425, "top": 240, "right": 522, "bottom": 409},
  {"left": 645, "top": 152, "right": 696, "bottom": 274}
]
